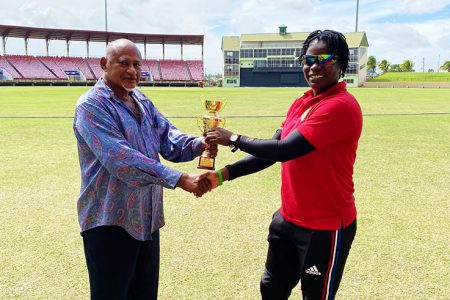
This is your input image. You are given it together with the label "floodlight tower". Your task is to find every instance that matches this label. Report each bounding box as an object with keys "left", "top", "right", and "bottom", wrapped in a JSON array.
[
  {"left": 355, "top": 0, "right": 359, "bottom": 32},
  {"left": 105, "top": 0, "right": 108, "bottom": 32}
]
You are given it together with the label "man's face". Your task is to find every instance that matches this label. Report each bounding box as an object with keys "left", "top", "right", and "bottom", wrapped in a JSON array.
[
  {"left": 103, "top": 45, "right": 142, "bottom": 93},
  {"left": 302, "top": 39, "right": 341, "bottom": 96}
]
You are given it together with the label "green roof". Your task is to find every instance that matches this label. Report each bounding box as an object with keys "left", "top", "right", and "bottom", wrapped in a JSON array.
[
  {"left": 223, "top": 31, "right": 368, "bottom": 49},
  {"left": 345, "top": 32, "right": 368, "bottom": 47},
  {"left": 221, "top": 36, "right": 240, "bottom": 50}
]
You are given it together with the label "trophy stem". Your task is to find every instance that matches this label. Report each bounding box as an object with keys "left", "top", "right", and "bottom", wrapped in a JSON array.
[{"left": 197, "top": 150, "right": 215, "bottom": 170}]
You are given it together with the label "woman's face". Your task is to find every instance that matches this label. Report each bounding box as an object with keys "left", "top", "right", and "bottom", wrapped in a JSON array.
[{"left": 302, "top": 39, "right": 341, "bottom": 96}]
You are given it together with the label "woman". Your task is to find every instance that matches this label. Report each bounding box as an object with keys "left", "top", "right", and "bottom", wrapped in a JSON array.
[{"left": 204, "top": 30, "right": 363, "bottom": 299}]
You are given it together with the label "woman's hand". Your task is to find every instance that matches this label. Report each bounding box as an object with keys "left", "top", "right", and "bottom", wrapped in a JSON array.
[{"left": 205, "top": 128, "right": 233, "bottom": 146}]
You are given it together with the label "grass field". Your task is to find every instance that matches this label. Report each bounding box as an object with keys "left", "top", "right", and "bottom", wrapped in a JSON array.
[
  {"left": 0, "top": 86, "right": 449, "bottom": 299},
  {"left": 369, "top": 72, "right": 450, "bottom": 82}
]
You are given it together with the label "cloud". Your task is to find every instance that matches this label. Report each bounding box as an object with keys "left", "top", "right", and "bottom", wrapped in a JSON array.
[
  {"left": 366, "top": 17, "right": 450, "bottom": 70},
  {"left": 359, "top": 0, "right": 450, "bottom": 24},
  {"left": 0, "top": 0, "right": 449, "bottom": 73},
  {"left": 395, "top": 0, "right": 450, "bottom": 14}
]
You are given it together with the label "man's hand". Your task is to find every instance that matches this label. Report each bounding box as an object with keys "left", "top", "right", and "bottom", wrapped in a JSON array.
[
  {"left": 197, "top": 171, "right": 219, "bottom": 190},
  {"left": 205, "top": 128, "right": 234, "bottom": 146},
  {"left": 176, "top": 173, "right": 212, "bottom": 197},
  {"left": 201, "top": 138, "right": 218, "bottom": 158},
  {"left": 194, "top": 167, "right": 230, "bottom": 197}
]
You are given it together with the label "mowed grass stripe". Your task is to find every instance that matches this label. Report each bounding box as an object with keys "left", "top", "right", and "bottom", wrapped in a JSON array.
[{"left": 0, "top": 87, "right": 449, "bottom": 299}]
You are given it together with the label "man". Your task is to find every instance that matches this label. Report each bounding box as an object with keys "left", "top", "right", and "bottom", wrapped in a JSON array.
[{"left": 73, "top": 39, "right": 215, "bottom": 299}]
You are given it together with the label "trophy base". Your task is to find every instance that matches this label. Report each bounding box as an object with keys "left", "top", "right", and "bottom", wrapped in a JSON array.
[{"left": 197, "top": 156, "right": 215, "bottom": 170}]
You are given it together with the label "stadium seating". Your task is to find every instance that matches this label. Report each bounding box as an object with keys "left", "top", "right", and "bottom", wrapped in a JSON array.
[
  {"left": 159, "top": 60, "right": 191, "bottom": 81},
  {"left": 5, "top": 55, "right": 56, "bottom": 79},
  {"left": 37, "top": 56, "right": 68, "bottom": 79},
  {"left": 85, "top": 58, "right": 103, "bottom": 80},
  {"left": 54, "top": 56, "right": 95, "bottom": 80},
  {"left": 0, "top": 55, "right": 22, "bottom": 79},
  {"left": 186, "top": 60, "right": 204, "bottom": 81},
  {"left": 0, "top": 54, "right": 204, "bottom": 82},
  {"left": 143, "top": 59, "right": 161, "bottom": 81}
]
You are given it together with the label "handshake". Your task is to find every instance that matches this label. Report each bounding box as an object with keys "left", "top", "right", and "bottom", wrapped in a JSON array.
[
  {"left": 176, "top": 170, "right": 223, "bottom": 198},
  {"left": 177, "top": 128, "right": 234, "bottom": 197}
]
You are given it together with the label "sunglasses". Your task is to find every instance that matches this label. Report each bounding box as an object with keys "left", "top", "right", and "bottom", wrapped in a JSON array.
[{"left": 300, "top": 54, "right": 338, "bottom": 66}]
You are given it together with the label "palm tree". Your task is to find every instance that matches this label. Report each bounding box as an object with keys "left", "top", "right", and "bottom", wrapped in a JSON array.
[
  {"left": 367, "top": 56, "right": 377, "bottom": 72},
  {"left": 378, "top": 59, "right": 390, "bottom": 73},
  {"left": 440, "top": 61, "right": 450, "bottom": 72},
  {"left": 366, "top": 56, "right": 377, "bottom": 78},
  {"left": 390, "top": 64, "right": 400, "bottom": 72},
  {"left": 400, "top": 60, "right": 414, "bottom": 72}
]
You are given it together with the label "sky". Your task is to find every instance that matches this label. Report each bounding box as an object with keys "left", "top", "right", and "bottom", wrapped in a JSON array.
[{"left": 0, "top": 0, "right": 449, "bottom": 74}]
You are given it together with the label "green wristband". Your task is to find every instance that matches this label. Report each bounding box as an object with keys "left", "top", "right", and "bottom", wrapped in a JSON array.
[{"left": 217, "top": 170, "right": 223, "bottom": 186}]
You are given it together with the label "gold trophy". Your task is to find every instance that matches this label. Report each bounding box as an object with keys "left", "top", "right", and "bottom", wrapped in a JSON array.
[{"left": 197, "top": 98, "right": 226, "bottom": 170}]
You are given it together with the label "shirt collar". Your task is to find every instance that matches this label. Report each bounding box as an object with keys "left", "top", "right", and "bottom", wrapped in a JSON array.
[
  {"left": 96, "top": 78, "right": 145, "bottom": 103},
  {"left": 303, "top": 81, "right": 347, "bottom": 101}
]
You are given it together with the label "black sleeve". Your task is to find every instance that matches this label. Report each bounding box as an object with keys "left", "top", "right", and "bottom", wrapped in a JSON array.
[
  {"left": 238, "top": 129, "right": 315, "bottom": 162},
  {"left": 226, "top": 129, "right": 281, "bottom": 181}
]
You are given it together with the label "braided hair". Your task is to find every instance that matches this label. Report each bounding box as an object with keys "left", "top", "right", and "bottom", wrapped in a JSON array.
[{"left": 300, "top": 30, "right": 349, "bottom": 78}]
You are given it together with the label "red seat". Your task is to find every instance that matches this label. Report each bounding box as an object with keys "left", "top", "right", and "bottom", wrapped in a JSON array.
[
  {"left": 0, "top": 55, "right": 22, "bottom": 79},
  {"left": 159, "top": 60, "right": 190, "bottom": 81},
  {"left": 6, "top": 55, "right": 57, "bottom": 79},
  {"left": 186, "top": 60, "right": 204, "bottom": 81}
]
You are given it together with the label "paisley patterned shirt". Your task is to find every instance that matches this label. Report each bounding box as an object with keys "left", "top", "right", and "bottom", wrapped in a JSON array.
[{"left": 73, "top": 79, "right": 203, "bottom": 241}]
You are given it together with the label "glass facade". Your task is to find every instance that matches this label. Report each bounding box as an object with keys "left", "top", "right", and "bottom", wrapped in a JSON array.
[
  {"left": 223, "top": 34, "right": 367, "bottom": 87},
  {"left": 347, "top": 48, "right": 360, "bottom": 74},
  {"left": 224, "top": 51, "right": 240, "bottom": 77},
  {"left": 241, "top": 48, "right": 300, "bottom": 59}
]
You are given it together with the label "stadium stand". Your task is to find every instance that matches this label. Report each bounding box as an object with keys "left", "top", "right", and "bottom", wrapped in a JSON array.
[
  {"left": 0, "top": 55, "right": 203, "bottom": 83},
  {"left": 85, "top": 58, "right": 103, "bottom": 80},
  {"left": 5, "top": 55, "right": 57, "bottom": 79},
  {"left": 186, "top": 60, "right": 204, "bottom": 81},
  {"left": 52, "top": 56, "right": 95, "bottom": 80},
  {"left": 37, "top": 56, "right": 68, "bottom": 79},
  {"left": 143, "top": 59, "right": 161, "bottom": 81},
  {"left": 0, "top": 55, "right": 22, "bottom": 79},
  {"left": 0, "top": 25, "right": 205, "bottom": 86},
  {"left": 159, "top": 60, "right": 191, "bottom": 81}
]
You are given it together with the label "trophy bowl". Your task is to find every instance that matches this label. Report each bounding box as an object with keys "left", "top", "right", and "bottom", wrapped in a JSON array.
[
  {"left": 201, "top": 99, "right": 225, "bottom": 115},
  {"left": 197, "top": 115, "right": 226, "bottom": 133}
]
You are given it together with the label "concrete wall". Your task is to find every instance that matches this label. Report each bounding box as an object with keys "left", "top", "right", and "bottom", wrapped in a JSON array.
[{"left": 363, "top": 82, "right": 450, "bottom": 88}]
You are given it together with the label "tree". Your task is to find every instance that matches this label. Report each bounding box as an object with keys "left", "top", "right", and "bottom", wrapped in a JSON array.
[
  {"left": 390, "top": 64, "right": 401, "bottom": 72},
  {"left": 400, "top": 59, "right": 414, "bottom": 72},
  {"left": 378, "top": 59, "right": 390, "bottom": 73},
  {"left": 367, "top": 56, "right": 377, "bottom": 72},
  {"left": 440, "top": 61, "right": 450, "bottom": 72}
]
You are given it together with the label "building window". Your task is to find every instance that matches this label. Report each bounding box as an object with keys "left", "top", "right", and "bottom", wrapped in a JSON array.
[
  {"left": 281, "top": 48, "right": 295, "bottom": 55},
  {"left": 240, "top": 49, "right": 253, "bottom": 58},
  {"left": 344, "top": 79, "right": 354, "bottom": 84},
  {"left": 268, "top": 49, "right": 280, "bottom": 56},
  {"left": 225, "top": 51, "right": 239, "bottom": 63},
  {"left": 346, "top": 62, "right": 358, "bottom": 74},
  {"left": 254, "top": 49, "right": 267, "bottom": 58},
  {"left": 254, "top": 60, "right": 267, "bottom": 68},
  {"left": 224, "top": 64, "right": 239, "bottom": 76},
  {"left": 264, "top": 58, "right": 300, "bottom": 68}
]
